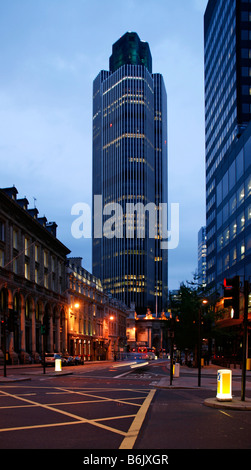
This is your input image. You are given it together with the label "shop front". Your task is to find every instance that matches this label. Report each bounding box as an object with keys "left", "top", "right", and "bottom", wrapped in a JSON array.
[{"left": 68, "top": 334, "right": 107, "bottom": 361}]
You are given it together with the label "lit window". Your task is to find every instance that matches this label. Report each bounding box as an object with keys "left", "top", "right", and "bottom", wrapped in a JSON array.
[
  {"left": 35, "top": 245, "right": 39, "bottom": 262},
  {"left": 13, "top": 229, "right": 18, "bottom": 249},
  {"left": 44, "top": 251, "right": 49, "bottom": 268},
  {"left": 25, "top": 262, "right": 30, "bottom": 280},
  {"left": 25, "top": 237, "right": 30, "bottom": 257},
  {"left": 44, "top": 273, "right": 49, "bottom": 289}
]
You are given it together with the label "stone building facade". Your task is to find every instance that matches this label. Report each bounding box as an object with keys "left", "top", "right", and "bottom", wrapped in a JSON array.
[
  {"left": 0, "top": 186, "right": 70, "bottom": 364},
  {"left": 67, "top": 258, "right": 129, "bottom": 361},
  {"left": 0, "top": 187, "right": 130, "bottom": 364}
]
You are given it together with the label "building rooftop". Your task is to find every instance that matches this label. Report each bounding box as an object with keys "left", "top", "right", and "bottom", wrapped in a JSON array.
[{"left": 109, "top": 32, "right": 152, "bottom": 74}]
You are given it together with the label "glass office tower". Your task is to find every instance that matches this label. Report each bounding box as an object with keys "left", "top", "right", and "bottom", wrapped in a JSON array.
[
  {"left": 92, "top": 32, "right": 168, "bottom": 314},
  {"left": 204, "top": 0, "right": 251, "bottom": 297}
]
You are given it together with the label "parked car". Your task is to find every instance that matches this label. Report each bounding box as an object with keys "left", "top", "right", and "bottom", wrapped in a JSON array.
[
  {"left": 73, "top": 355, "right": 84, "bottom": 365},
  {"left": 64, "top": 356, "right": 75, "bottom": 366},
  {"left": 44, "top": 353, "right": 63, "bottom": 366}
]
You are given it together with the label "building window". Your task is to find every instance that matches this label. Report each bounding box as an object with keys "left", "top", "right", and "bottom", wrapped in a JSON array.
[
  {"left": 246, "top": 205, "right": 251, "bottom": 225},
  {"left": 238, "top": 212, "right": 245, "bottom": 232},
  {"left": 44, "top": 251, "right": 49, "bottom": 268},
  {"left": 35, "top": 245, "right": 40, "bottom": 262},
  {"left": 246, "top": 175, "right": 251, "bottom": 197},
  {"left": 25, "top": 237, "right": 30, "bottom": 257},
  {"left": 239, "top": 241, "right": 245, "bottom": 260},
  {"left": 0, "top": 249, "right": 4, "bottom": 267},
  {"left": 237, "top": 184, "right": 245, "bottom": 207},
  {"left": 25, "top": 262, "right": 30, "bottom": 280},
  {"left": 0, "top": 221, "right": 5, "bottom": 242},
  {"left": 13, "top": 229, "right": 18, "bottom": 249},
  {"left": 230, "top": 220, "right": 237, "bottom": 240},
  {"left": 44, "top": 273, "right": 49, "bottom": 289},
  {"left": 35, "top": 268, "right": 39, "bottom": 284}
]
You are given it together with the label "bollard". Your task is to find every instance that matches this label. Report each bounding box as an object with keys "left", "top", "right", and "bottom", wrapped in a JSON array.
[
  {"left": 55, "top": 359, "right": 62, "bottom": 372},
  {"left": 217, "top": 369, "right": 232, "bottom": 401},
  {"left": 174, "top": 363, "right": 180, "bottom": 378}
]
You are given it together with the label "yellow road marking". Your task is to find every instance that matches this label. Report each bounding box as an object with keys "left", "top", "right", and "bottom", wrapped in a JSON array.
[
  {"left": 0, "top": 419, "right": 128, "bottom": 435},
  {"left": 119, "top": 389, "right": 156, "bottom": 450},
  {"left": 0, "top": 387, "right": 150, "bottom": 438},
  {"left": 219, "top": 410, "right": 232, "bottom": 418},
  {"left": 55, "top": 386, "right": 143, "bottom": 407}
]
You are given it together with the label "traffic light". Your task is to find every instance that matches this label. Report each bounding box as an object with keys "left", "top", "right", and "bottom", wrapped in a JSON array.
[
  {"left": 42, "top": 315, "right": 50, "bottom": 335},
  {"left": 224, "top": 276, "right": 240, "bottom": 319},
  {"left": 41, "top": 325, "right": 46, "bottom": 335}
]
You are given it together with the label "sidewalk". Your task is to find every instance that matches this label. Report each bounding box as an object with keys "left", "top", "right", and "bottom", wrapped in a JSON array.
[
  {"left": 0, "top": 360, "right": 113, "bottom": 382},
  {"left": 156, "top": 364, "right": 251, "bottom": 410}
]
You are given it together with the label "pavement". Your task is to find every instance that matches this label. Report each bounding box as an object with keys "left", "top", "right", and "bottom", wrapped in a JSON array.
[
  {"left": 156, "top": 363, "right": 251, "bottom": 411},
  {"left": 1, "top": 361, "right": 251, "bottom": 410}
]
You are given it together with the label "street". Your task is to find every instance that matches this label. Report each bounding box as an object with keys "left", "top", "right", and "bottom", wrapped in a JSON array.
[{"left": 0, "top": 360, "right": 250, "bottom": 460}]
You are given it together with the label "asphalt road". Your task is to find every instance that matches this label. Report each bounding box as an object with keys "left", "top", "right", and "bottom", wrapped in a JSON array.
[{"left": 0, "top": 360, "right": 250, "bottom": 462}]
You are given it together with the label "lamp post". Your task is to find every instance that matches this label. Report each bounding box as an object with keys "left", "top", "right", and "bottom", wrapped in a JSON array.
[
  {"left": 169, "top": 317, "right": 175, "bottom": 386},
  {"left": 198, "top": 299, "right": 208, "bottom": 387},
  {"left": 1, "top": 313, "right": 7, "bottom": 377},
  {"left": 241, "top": 281, "right": 249, "bottom": 402}
]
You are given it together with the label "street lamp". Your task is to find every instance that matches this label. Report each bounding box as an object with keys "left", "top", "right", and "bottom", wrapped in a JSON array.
[{"left": 198, "top": 299, "right": 208, "bottom": 387}]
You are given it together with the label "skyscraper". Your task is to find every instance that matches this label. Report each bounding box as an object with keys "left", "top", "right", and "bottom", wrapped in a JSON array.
[
  {"left": 204, "top": 0, "right": 251, "bottom": 297},
  {"left": 92, "top": 32, "right": 168, "bottom": 314}
]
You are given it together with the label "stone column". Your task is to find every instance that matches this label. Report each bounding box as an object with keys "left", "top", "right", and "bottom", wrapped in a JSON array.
[
  {"left": 55, "top": 315, "right": 60, "bottom": 352},
  {"left": 49, "top": 315, "right": 53, "bottom": 352},
  {"left": 31, "top": 304, "right": 36, "bottom": 360}
]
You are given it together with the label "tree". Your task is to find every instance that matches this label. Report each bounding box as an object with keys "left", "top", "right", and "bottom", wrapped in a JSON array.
[{"left": 169, "top": 274, "right": 212, "bottom": 365}]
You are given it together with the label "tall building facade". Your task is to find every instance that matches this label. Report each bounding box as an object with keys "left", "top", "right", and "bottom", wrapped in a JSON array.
[
  {"left": 204, "top": 0, "right": 251, "bottom": 297},
  {"left": 92, "top": 32, "right": 168, "bottom": 314}
]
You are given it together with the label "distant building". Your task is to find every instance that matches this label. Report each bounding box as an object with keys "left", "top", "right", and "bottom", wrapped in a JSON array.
[
  {"left": 126, "top": 307, "right": 169, "bottom": 355},
  {"left": 198, "top": 226, "right": 207, "bottom": 287}
]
